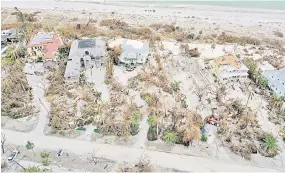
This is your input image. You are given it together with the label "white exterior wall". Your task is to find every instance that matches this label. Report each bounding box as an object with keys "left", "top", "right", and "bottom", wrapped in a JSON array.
[
  {"left": 119, "top": 52, "right": 148, "bottom": 65},
  {"left": 219, "top": 68, "right": 248, "bottom": 83}
]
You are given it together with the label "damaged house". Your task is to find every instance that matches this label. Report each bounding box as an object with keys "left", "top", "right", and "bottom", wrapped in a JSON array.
[
  {"left": 118, "top": 39, "right": 150, "bottom": 69},
  {"left": 64, "top": 38, "right": 105, "bottom": 82},
  {"left": 212, "top": 55, "right": 248, "bottom": 83},
  {"left": 27, "top": 32, "right": 62, "bottom": 62}
]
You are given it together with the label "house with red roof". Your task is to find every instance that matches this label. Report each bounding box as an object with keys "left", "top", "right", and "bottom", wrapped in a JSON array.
[{"left": 28, "top": 32, "right": 62, "bottom": 61}]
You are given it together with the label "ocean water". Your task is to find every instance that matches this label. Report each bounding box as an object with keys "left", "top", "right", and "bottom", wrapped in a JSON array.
[
  {"left": 122, "top": 0, "right": 285, "bottom": 10},
  {"left": 2, "top": 0, "right": 285, "bottom": 10}
]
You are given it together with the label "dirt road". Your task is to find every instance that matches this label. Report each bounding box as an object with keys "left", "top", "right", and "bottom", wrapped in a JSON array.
[{"left": 2, "top": 129, "right": 277, "bottom": 172}]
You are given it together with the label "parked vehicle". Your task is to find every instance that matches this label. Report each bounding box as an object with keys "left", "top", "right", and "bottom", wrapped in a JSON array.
[
  {"left": 8, "top": 150, "right": 20, "bottom": 161},
  {"left": 205, "top": 116, "right": 219, "bottom": 127},
  {"left": 56, "top": 149, "right": 63, "bottom": 157}
]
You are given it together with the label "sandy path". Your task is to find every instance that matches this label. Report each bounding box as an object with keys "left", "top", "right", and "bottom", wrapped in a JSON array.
[
  {"left": 26, "top": 73, "right": 49, "bottom": 136},
  {"left": 133, "top": 113, "right": 149, "bottom": 148},
  {"left": 2, "top": 128, "right": 278, "bottom": 172}
]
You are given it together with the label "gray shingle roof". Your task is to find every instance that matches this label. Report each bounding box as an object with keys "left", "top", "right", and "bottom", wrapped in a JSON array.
[
  {"left": 1, "top": 34, "right": 9, "bottom": 42},
  {"left": 64, "top": 38, "right": 105, "bottom": 80},
  {"left": 30, "top": 33, "right": 53, "bottom": 45}
]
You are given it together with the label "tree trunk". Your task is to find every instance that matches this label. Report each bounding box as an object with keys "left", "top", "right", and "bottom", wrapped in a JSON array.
[
  {"left": 1, "top": 144, "right": 4, "bottom": 154},
  {"left": 14, "top": 161, "right": 25, "bottom": 171}
]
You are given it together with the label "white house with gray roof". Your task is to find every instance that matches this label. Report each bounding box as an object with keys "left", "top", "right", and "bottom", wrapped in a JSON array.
[
  {"left": 64, "top": 38, "right": 105, "bottom": 81},
  {"left": 263, "top": 68, "right": 285, "bottom": 97},
  {"left": 118, "top": 39, "right": 150, "bottom": 66}
]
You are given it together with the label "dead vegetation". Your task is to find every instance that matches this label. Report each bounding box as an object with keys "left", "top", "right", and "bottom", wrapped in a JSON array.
[
  {"left": 146, "top": 106, "right": 203, "bottom": 145},
  {"left": 149, "top": 23, "right": 176, "bottom": 33},
  {"left": 136, "top": 69, "right": 171, "bottom": 93},
  {"left": 100, "top": 79, "right": 142, "bottom": 137},
  {"left": 217, "top": 100, "right": 279, "bottom": 159},
  {"left": 45, "top": 62, "right": 103, "bottom": 131},
  {"left": 1, "top": 59, "right": 35, "bottom": 119},
  {"left": 217, "top": 32, "right": 261, "bottom": 45},
  {"left": 118, "top": 156, "right": 152, "bottom": 172},
  {"left": 100, "top": 19, "right": 129, "bottom": 29},
  {"left": 180, "top": 44, "right": 201, "bottom": 57},
  {"left": 1, "top": 23, "right": 22, "bottom": 30},
  {"left": 59, "top": 24, "right": 97, "bottom": 39}
]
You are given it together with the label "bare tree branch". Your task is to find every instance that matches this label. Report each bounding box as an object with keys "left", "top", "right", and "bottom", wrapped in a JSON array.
[{"left": 1, "top": 135, "right": 6, "bottom": 154}]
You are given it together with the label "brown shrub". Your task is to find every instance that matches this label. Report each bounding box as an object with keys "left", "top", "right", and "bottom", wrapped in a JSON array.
[
  {"left": 149, "top": 23, "right": 175, "bottom": 32},
  {"left": 135, "top": 27, "right": 152, "bottom": 35},
  {"left": 1, "top": 23, "right": 22, "bottom": 30},
  {"left": 59, "top": 25, "right": 97, "bottom": 39},
  {"left": 182, "top": 125, "right": 201, "bottom": 143},
  {"left": 114, "top": 45, "right": 122, "bottom": 56},
  {"left": 101, "top": 122, "right": 130, "bottom": 136},
  {"left": 99, "top": 19, "right": 128, "bottom": 28},
  {"left": 169, "top": 31, "right": 187, "bottom": 42},
  {"left": 217, "top": 32, "right": 261, "bottom": 45}
]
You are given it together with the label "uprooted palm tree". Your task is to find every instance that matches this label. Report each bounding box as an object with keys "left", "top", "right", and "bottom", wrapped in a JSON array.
[
  {"left": 13, "top": 7, "right": 39, "bottom": 42},
  {"left": 14, "top": 7, "right": 37, "bottom": 23},
  {"left": 2, "top": 59, "right": 34, "bottom": 119}
]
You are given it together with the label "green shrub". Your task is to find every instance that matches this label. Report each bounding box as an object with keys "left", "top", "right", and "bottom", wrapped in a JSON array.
[
  {"left": 131, "top": 110, "right": 141, "bottom": 124},
  {"left": 162, "top": 131, "right": 178, "bottom": 144},
  {"left": 140, "top": 93, "right": 153, "bottom": 106},
  {"left": 262, "top": 133, "right": 278, "bottom": 157},
  {"left": 25, "top": 166, "right": 40, "bottom": 172},
  {"left": 258, "top": 76, "right": 268, "bottom": 89},
  {"left": 201, "top": 134, "right": 208, "bottom": 142},
  {"left": 147, "top": 115, "right": 157, "bottom": 127},
  {"left": 181, "top": 99, "right": 188, "bottom": 108},
  {"left": 8, "top": 114, "right": 24, "bottom": 119},
  {"left": 170, "top": 81, "right": 181, "bottom": 93},
  {"left": 42, "top": 158, "right": 50, "bottom": 166},
  {"left": 130, "top": 123, "right": 139, "bottom": 136},
  {"left": 188, "top": 33, "right": 195, "bottom": 39},
  {"left": 76, "top": 127, "right": 86, "bottom": 131},
  {"left": 36, "top": 56, "right": 43, "bottom": 62},
  {"left": 40, "top": 152, "right": 49, "bottom": 158}
]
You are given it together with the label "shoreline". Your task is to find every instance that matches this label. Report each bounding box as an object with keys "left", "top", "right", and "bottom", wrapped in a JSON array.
[
  {"left": 2, "top": 0, "right": 285, "bottom": 14},
  {"left": 2, "top": 0, "right": 285, "bottom": 41}
]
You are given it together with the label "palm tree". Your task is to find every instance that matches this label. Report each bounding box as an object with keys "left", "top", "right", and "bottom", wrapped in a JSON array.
[
  {"left": 25, "top": 141, "right": 35, "bottom": 155},
  {"left": 162, "top": 131, "right": 178, "bottom": 144},
  {"left": 131, "top": 111, "right": 141, "bottom": 125},
  {"left": 147, "top": 115, "right": 157, "bottom": 127}
]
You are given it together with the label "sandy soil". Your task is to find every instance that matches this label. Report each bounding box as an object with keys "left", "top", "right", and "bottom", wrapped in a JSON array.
[{"left": 2, "top": 0, "right": 285, "bottom": 41}]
